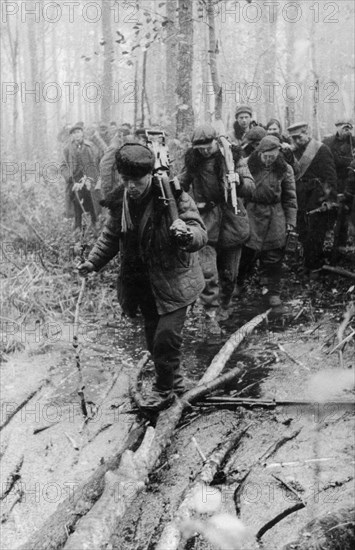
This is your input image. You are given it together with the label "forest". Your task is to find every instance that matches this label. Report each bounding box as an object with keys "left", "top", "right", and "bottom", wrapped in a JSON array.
[{"left": 1, "top": 2, "right": 355, "bottom": 550}]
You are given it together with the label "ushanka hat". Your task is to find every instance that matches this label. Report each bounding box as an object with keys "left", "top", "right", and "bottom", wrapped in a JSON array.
[
  {"left": 115, "top": 143, "right": 155, "bottom": 177},
  {"left": 245, "top": 127, "right": 267, "bottom": 143},
  {"left": 257, "top": 136, "right": 281, "bottom": 152}
]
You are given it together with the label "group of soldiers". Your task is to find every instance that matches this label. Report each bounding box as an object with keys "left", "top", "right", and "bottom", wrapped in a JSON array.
[
  {"left": 59, "top": 120, "right": 133, "bottom": 230},
  {"left": 60, "top": 105, "right": 355, "bottom": 412}
]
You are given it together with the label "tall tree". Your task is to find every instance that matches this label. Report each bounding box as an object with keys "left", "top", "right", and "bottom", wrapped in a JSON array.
[
  {"left": 206, "top": 0, "right": 223, "bottom": 123},
  {"left": 176, "top": 0, "right": 194, "bottom": 135},
  {"left": 4, "top": 0, "right": 19, "bottom": 153},
  {"left": 165, "top": 0, "right": 178, "bottom": 135},
  {"left": 101, "top": 0, "right": 114, "bottom": 123}
]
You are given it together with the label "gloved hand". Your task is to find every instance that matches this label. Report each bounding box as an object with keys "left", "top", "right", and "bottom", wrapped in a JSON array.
[
  {"left": 77, "top": 261, "right": 95, "bottom": 277},
  {"left": 170, "top": 219, "right": 193, "bottom": 246}
]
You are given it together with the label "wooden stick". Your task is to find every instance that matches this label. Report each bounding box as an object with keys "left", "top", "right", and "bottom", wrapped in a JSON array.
[
  {"left": 0, "top": 381, "right": 48, "bottom": 431},
  {"left": 271, "top": 473, "right": 305, "bottom": 504},
  {"left": 73, "top": 278, "right": 88, "bottom": 418},
  {"left": 321, "top": 265, "right": 355, "bottom": 280},
  {"left": 191, "top": 436, "right": 207, "bottom": 462},
  {"left": 277, "top": 343, "right": 308, "bottom": 370},
  {"left": 256, "top": 502, "right": 305, "bottom": 540},
  {"left": 337, "top": 302, "right": 355, "bottom": 344},
  {"left": 329, "top": 329, "right": 355, "bottom": 354},
  {"left": 259, "top": 429, "right": 302, "bottom": 463}
]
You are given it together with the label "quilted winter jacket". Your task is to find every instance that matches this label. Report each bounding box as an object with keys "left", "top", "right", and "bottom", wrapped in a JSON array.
[
  {"left": 246, "top": 152, "right": 297, "bottom": 251},
  {"left": 87, "top": 187, "right": 207, "bottom": 315},
  {"left": 179, "top": 147, "right": 255, "bottom": 245}
]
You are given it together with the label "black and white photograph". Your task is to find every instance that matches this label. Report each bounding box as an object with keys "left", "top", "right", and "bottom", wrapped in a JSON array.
[{"left": 1, "top": 1, "right": 354, "bottom": 548}]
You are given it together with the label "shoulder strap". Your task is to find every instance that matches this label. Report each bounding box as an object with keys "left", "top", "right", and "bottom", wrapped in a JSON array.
[{"left": 297, "top": 139, "right": 322, "bottom": 180}]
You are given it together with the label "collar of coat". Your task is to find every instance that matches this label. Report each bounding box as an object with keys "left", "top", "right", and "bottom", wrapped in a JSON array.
[
  {"left": 247, "top": 150, "right": 289, "bottom": 179},
  {"left": 100, "top": 185, "right": 124, "bottom": 211}
]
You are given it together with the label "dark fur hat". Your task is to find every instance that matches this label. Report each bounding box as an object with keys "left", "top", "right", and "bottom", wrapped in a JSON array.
[{"left": 115, "top": 143, "right": 155, "bottom": 177}]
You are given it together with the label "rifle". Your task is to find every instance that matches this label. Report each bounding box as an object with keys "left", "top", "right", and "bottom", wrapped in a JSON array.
[
  {"left": 155, "top": 172, "right": 193, "bottom": 247},
  {"left": 307, "top": 201, "right": 338, "bottom": 216},
  {"left": 135, "top": 128, "right": 170, "bottom": 173},
  {"left": 218, "top": 135, "right": 239, "bottom": 214}
]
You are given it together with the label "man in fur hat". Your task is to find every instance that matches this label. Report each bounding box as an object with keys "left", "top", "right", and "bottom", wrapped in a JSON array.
[
  {"left": 287, "top": 122, "right": 337, "bottom": 276},
  {"left": 179, "top": 124, "right": 255, "bottom": 337},
  {"left": 78, "top": 143, "right": 207, "bottom": 411}
]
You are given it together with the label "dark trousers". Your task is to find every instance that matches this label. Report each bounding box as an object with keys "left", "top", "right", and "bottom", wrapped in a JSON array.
[
  {"left": 73, "top": 187, "right": 97, "bottom": 229},
  {"left": 238, "top": 246, "right": 283, "bottom": 295},
  {"left": 297, "top": 211, "right": 331, "bottom": 270},
  {"left": 198, "top": 244, "right": 242, "bottom": 310},
  {"left": 135, "top": 283, "right": 187, "bottom": 392}
]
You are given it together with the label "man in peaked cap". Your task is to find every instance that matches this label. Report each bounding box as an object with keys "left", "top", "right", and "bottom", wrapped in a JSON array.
[
  {"left": 323, "top": 120, "right": 355, "bottom": 247},
  {"left": 179, "top": 124, "right": 255, "bottom": 337},
  {"left": 287, "top": 121, "right": 337, "bottom": 276},
  {"left": 78, "top": 143, "right": 207, "bottom": 412},
  {"left": 60, "top": 122, "right": 101, "bottom": 231}
]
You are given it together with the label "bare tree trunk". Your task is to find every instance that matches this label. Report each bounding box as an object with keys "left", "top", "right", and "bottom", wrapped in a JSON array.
[
  {"left": 262, "top": 5, "right": 278, "bottom": 122},
  {"left": 207, "top": 0, "right": 222, "bottom": 121},
  {"left": 310, "top": 20, "right": 320, "bottom": 140},
  {"left": 166, "top": 0, "right": 178, "bottom": 136},
  {"left": 176, "top": 0, "right": 194, "bottom": 136},
  {"left": 101, "top": 0, "right": 114, "bottom": 123},
  {"left": 285, "top": 20, "right": 296, "bottom": 129},
  {"left": 134, "top": 60, "right": 139, "bottom": 131},
  {"left": 141, "top": 50, "right": 148, "bottom": 127},
  {"left": 4, "top": 0, "right": 19, "bottom": 153}
]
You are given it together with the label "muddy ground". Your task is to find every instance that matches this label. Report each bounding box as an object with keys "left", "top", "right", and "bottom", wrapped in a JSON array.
[{"left": 1, "top": 258, "right": 354, "bottom": 550}]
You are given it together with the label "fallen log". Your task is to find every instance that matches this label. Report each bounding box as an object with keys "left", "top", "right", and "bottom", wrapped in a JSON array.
[
  {"left": 198, "top": 309, "right": 271, "bottom": 385},
  {"left": 156, "top": 424, "right": 251, "bottom": 550},
  {"left": 62, "top": 366, "right": 247, "bottom": 550},
  {"left": 62, "top": 311, "right": 268, "bottom": 550},
  {"left": 18, "top": 353, "right": 151, "bottom": 550},
  {"left": 18, "top": 422, "right": 146, "bottom": 550},
  {"left": 19, "top": 312, "right": 268, "bottom": 550}
]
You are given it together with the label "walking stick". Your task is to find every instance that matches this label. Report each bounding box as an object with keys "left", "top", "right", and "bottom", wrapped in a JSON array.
[{"left": 73, "top": 213, "right": 90, "bottom": 419}]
